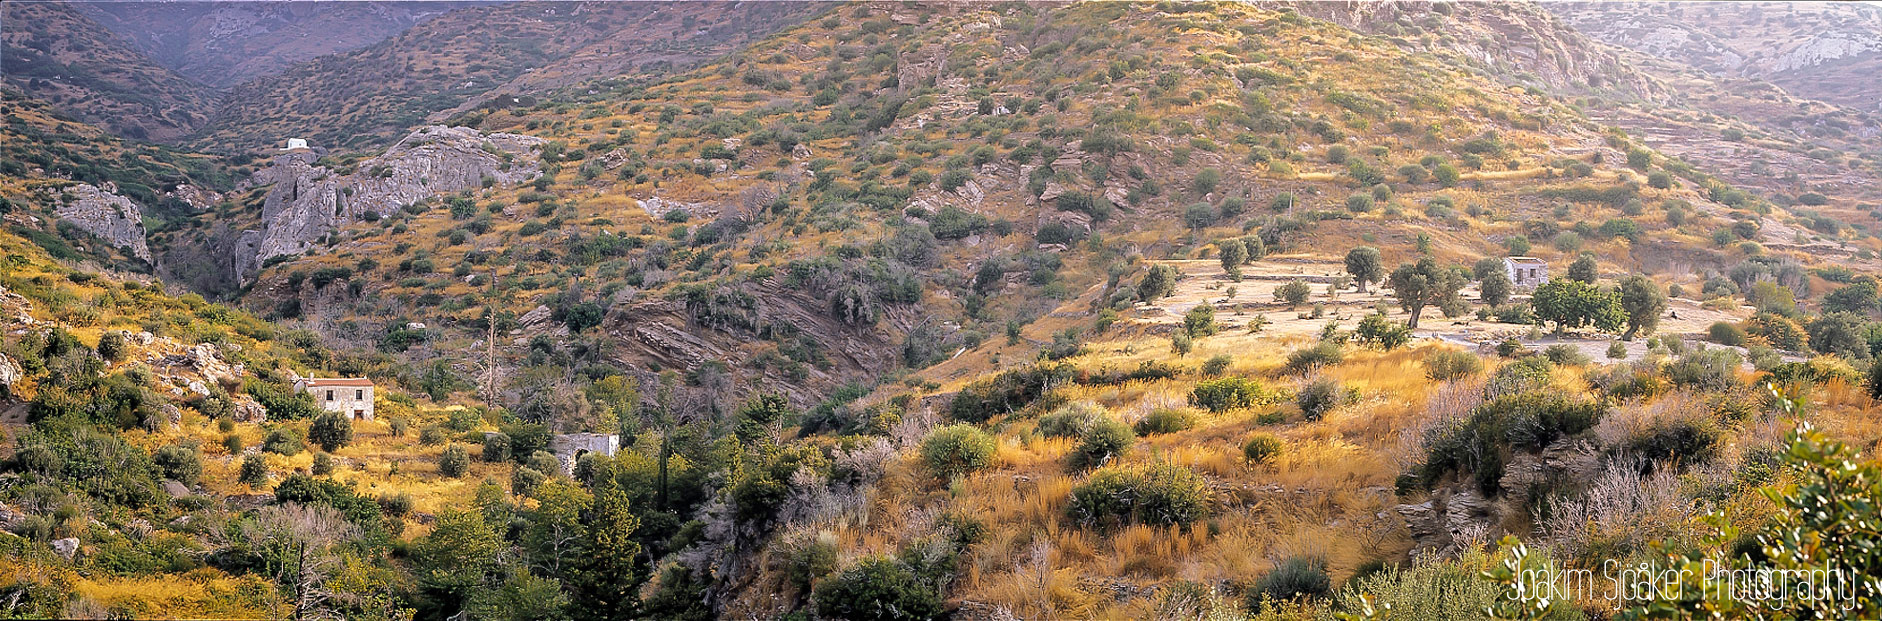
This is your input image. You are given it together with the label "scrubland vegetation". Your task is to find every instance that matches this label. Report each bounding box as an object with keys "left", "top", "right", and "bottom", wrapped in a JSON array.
[{"left": 6, "top": 0, "right": 1882, "bottom": 619}]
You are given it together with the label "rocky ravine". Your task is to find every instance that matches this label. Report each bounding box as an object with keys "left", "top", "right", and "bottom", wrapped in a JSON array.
[{"left": 232, "top": 125, "right": 543, "bottom": 282}]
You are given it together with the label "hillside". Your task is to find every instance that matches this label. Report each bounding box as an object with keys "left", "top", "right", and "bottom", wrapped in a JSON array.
[
  {"left": 78, "top": 1, "right": 478, "bottom": 89},
  {"left": 9, "top": 1, "right": 1882, "bottom": 619},
  {"left": 232, "top": 0, "right": 1879, "bottom": 409},
  {"left": 187, "top": 1, "right": 819, "bottom": 154},
  {"left": 1263, "top": 0, "right": 1663, "bottom": 100},
  {"left": 1551, "top": 1, "right": 1882, "bottom": 113},
  {"left": 1, "top": 2, "right": 215, "bottom": 142}
]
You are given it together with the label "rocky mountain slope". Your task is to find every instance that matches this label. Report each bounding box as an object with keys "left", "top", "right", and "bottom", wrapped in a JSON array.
[
  {"left": 6, "top": 2, "right": 1882, "bottom": 619},
  {"left": 187, "top": 1, "right": 819, "bottom": 153},
  {"left": 0, "top": 88, "right": 234, "bottom": 272},
  {"left": 227, "top": 0, "right": 1881, "bottom": 426},
  {"left": 78, "top": 0, "right": 479, "bottom": 89},
  {"left": 1264, "top": 0, "right": 1664, "bottom": 100},
  {"left": 1551, "top": 1, "right": 1882, "bottom": 113},
  {"left": 1, "top": 2, "right": 216, "bottom": 141},
  {"left": 232, "top": 125, "right": 545, "bottom": 282}
]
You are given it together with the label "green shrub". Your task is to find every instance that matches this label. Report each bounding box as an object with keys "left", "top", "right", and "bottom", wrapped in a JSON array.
[
  {"left": 438, "top": 444, "right": 470, "bottom": 478},
  {"left": 482, "top": 433, "right": 511, "bottom": 462},
  {"left": 1623, "top": 415, "right": 1721, "bottom": 466},
  {"left": 1069, "top": 417, "right": 1134, "bottom": 469},
  {"left": 1038, "top": 402, "right": 1105, "bottom": 438},
  {"left": 1275, "top": 280, "right": 1313, "bottom": 308},
  {"left": 262, "top": 427, "right": 304, "bottom": 456},
  {"left": 813, "top": 557, "right": 943, "bottom": 621},
  {"left": 246, "top": 380, "right": 321, "bottom": 420},
  {"left": 1190, "top": 377, "right": 1279, "bottom": 413},
  {"left": 1067, "top": 463, "right": 1210, "bottom": 528},
  {"left": 948, "top": 364, "right": 1072, "bottom": 422},
  {"left": 1665, "top": 348, "right": 1743, "bottom": 392},
  {"left": 1242, "top": 434, "right": 1283, "bottom": 465},
  {"left": 1295, "top": 379, "right": 1352, "bottom": 421},
  {"left": 419, "top": 426, "right": 446, "bottom": 445},
  {"left": 1285, "top": 341, "right": 1345, "bottom": 373},
  {"left": 308, "top": 411, "right": 353, "bottom": 452},
  {"left": 311, "top": 452, "right": 334, "bottom": 476},
  {"left": 152, "top": 445, "right": 201, "bottom": 485},
  {"left": 1542, "top": 344, "right": 1590, "bottom": 367},
  {"left": 1425, "top": 348, "right": 1483, "bottom": 381},
  {"left": 783, "top": 532, "right": 841, "bottom": 591},
  {"left": 1607, "top": 340, "right": 1628, "bottom": 360},
  {"left": 1486, "top": 356, "right": 1555, "bottom": 398},
  {"left": 1353, "top": 313, "right": 1411, "bottom": 350},
  {"left": 239, "top": 454, "right": 269, "bottom": 487},
  {"left": 1707, "top": 321, "right": 1747, "bottom": 347},
  {"left": 919, "top": 424, "right": 998, "bottom": 478},
  {"left": 1201, "top": 354, "right": 1233, "bottom": 376},
  {"left": 1135, "top": 408, "right": 1199, "bottom": 435},
  {"left": 1250, "top": 556, "right": 1332, "bottom": 605},
  {"left": 378, "top": 493, "right": 414, "bottom": 518}
]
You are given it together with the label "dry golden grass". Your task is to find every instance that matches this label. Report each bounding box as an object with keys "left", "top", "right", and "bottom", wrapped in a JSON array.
[{"left": 69, "top": 568, "right": 280, "bottom": 620}]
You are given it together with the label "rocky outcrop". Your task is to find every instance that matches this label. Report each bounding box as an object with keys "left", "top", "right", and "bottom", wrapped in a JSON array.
[
  {"left": 55, "top": 182, "right": 152, "bottom": 262},
  {"left": 51, "top": 537, "right": 79, "bottom": 561},
  {"left": 234, "top": 125, "right": 542, "bottom": 282},
  {"left": 1266, "top": 1, "right": 1664, "bottom": 100},
  {"left": 0, "top": 353, "right": 21, "bottom": 396},
  {"left": 1549, "top": 2, "right": 1882, "bottom": 111},
  {"left": 1397, "top": 488, "right": 1499, "bottom": 558},
  {"left": 161, "top": 184, "right": 224, "bottom": 212}
]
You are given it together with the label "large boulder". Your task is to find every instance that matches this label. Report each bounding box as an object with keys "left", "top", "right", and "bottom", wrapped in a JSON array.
[
  {"left": 51, "top": 537, "right": 79, "bottom": 561},
  {"left": 54, "top": 183, "right": 151, "bottom": 262}
]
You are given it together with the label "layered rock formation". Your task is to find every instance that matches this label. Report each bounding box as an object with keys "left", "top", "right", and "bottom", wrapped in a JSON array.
[
  {"left": 55, "top": 183, "right": 152, "bottom": 262},
  {"left": 1265, "top": 0, "right": 1664, "bottom": 100},
  {"left": 233, "top": 125, "right": 543, "bottom": 282}
]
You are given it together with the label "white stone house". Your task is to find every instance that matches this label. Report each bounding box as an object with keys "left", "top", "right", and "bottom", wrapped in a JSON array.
[
  {"left": 295, "top": 377, "right": 375, "bottom": 420},
  {"left": 550, "top": 433, "right": 619, "bottom": 473},
  {"left": 1504, "top": 256, "right": 1549, "bottom": 288}
]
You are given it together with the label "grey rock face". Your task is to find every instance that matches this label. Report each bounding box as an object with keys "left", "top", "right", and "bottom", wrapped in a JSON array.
[
  {"left": 235, "top": 125, "right": 542, "bottom": 282},
  {"left": 52, "top": 537, "right": 80, "bottom": 561},
  {"left": 55, "top": 183, "right": 152, "bottom": 262},
  {"left": 162, "top": 480, "right": 193, "bottom": 498},
  {"left": 0, "top": 353, "right": 21, "bottom": 393}
]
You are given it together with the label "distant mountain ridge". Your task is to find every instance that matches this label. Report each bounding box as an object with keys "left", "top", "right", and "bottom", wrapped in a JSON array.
[
  {"left": 1550, "top": 1, "right": 1882, "bottom": 113},
  {"left": 78, "top": 0, "right": 487, "bottom": 89},
  {"left": 1, "top": 2, "right": 216, "bottom": 141},
  {"left": 186, "top": 1, "right": 820, "bottom": 153}
]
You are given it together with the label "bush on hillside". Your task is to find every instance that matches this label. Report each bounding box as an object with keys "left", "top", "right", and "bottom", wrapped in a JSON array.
[
  {"left": 919, "top": 424, "right": 997, "bottom": 478},
  {"left": 1415, "top": 390, "right": 1605, "bottom": 495},
  {"left": 152, "top": 445, "right": 201, "bottom": 485},
  {"left": 309, "top": 411, "right": 353, "bottom": 452},
  {"left": 1285, "top": 341, "right": 1345, "bottom": 373},
  {"left": 1067, "top": 463, "right": 1211, "bottom": 529},
  {"left": 1242, "top": 434, "right": 1283, "bottom": 465},
  {"left": 1038, "top": 402, "right": 1106, "bottom": 438},
  {"left": 1068, "top": 417, "right": 1134, "bottom": 470},
  {"left": 1135, "top": 408, "right": 1199, "bottom": 435},
  {"left": 1296, "top": 379, "right": 1352, "bottom": 421},
  {"left": 1250, "top": 556, "right": 1332, "bottom": 606},
  {"left": 438, "top": 444, "right": 470, "bottom": 478},
  {"left": 1190, "top": 377, "right": 1280, "bottom": 413},
  {"left": 1425, "top": 348, "right": 1484, "bottom": 381},
  {"left": 812, "top": 558, "right": 944, "bottom": 621}
]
